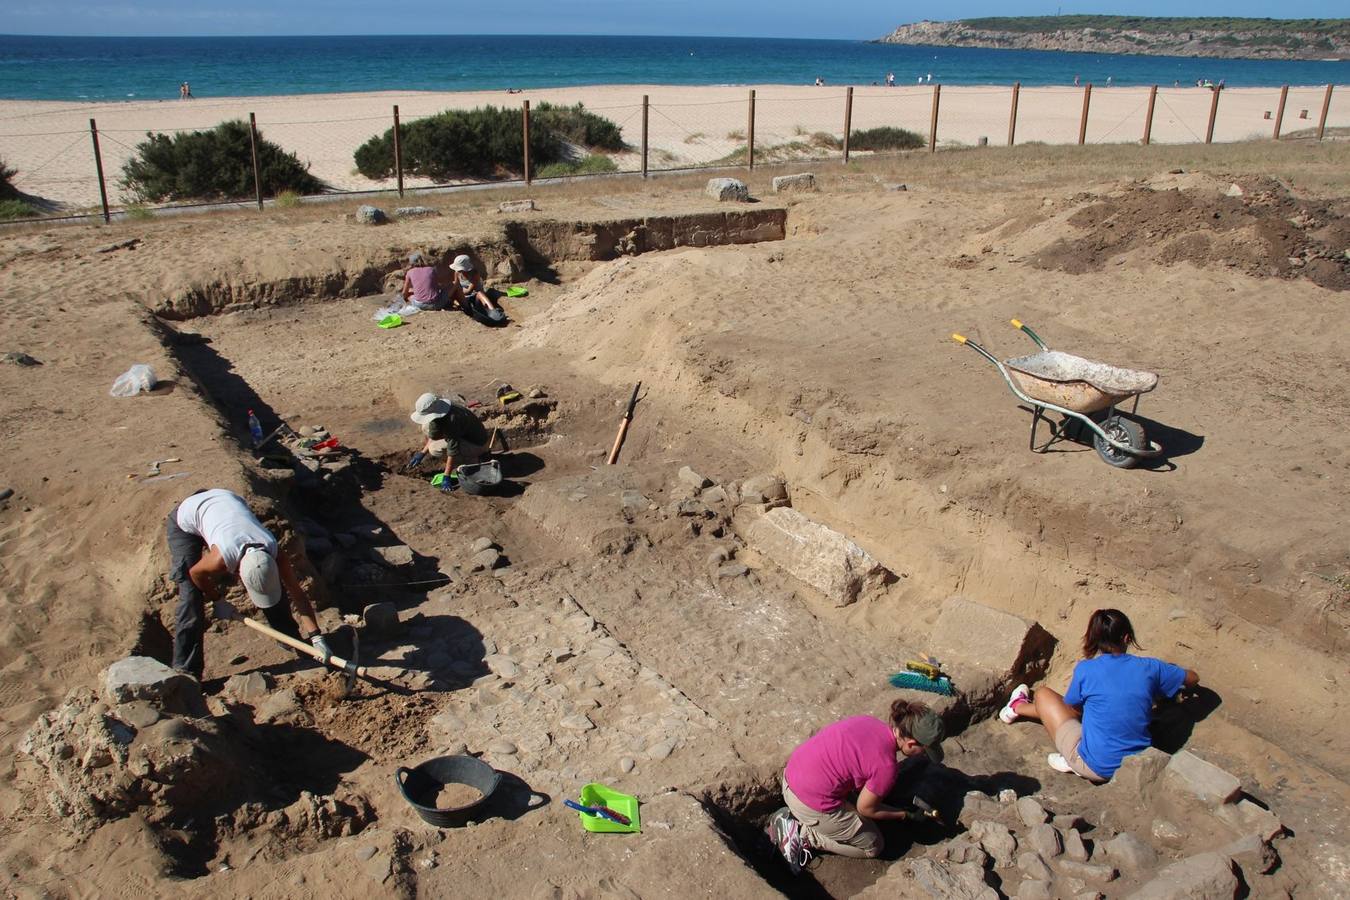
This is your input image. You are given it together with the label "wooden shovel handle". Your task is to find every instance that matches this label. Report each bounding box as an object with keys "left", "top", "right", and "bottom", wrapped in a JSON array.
[{"left": 242, "top": 617, "right": 368, "bottom": 677}]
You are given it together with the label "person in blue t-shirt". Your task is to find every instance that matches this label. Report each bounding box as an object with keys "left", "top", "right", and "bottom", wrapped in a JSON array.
[{"left": 997, "top": 608, "right": 1199, "bottom": 782}]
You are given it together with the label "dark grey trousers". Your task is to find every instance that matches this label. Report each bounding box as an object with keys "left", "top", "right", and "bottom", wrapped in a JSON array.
[{"left": 166, "top": 504, "right": 300, "bottom": 678}]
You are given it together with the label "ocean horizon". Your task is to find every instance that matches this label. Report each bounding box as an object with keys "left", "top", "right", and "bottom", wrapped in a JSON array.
[{"left": 1, "top": 33, "right": 1345, "bottom": 102}]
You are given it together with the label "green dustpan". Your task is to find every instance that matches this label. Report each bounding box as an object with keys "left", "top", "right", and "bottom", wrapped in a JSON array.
[
  {"left": 576, "top": 783, "right": 640, "bottom": 834},
  {"left": 377, "top": 314, "right": 404, "bottom": 329},
  {"left": 505, "top": 286, "right": 529, "bottom": 298}
]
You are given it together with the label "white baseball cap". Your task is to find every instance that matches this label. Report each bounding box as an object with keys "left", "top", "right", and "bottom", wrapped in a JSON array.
[
  {"left": 450, "top": 254, "right": 473, "bottom": 272},
  {"left": 239, "top": 546, "right": 282, "bottom": 609},
  {"left": 410, "top": 392, "right": 452, "bottom": 426}
]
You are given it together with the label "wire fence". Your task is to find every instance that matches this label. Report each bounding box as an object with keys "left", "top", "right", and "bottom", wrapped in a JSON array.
[{"left": 1, "top": 83, "right": 1346, "bottom": 224}]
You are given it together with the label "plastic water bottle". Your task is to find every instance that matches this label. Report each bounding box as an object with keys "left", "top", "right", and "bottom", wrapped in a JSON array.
[{"left": 247, "top": 410, "right": 264, "bottom": 446}]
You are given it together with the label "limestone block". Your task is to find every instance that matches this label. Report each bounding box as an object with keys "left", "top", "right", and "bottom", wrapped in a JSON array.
[
  {"left": 929, "top": 596, "right": 1056, "bottom": 713},
  {"left": 772, "top": 173, "right": 817, "bottom": 193},
  {"left": 705, "top": 178, "right": 749, "bottom": 202},
  {"left": 101, "top": 657, "right": 205, "bottom": 717},
  {"left": 498, "top": 199, "right": 537, "bottom": 213},
  {"left": 745, "top": 507, "right": 891, "bottom": 606},
  {"left": 1125, "top": 852, "right": 1238, "bottom": 900},
  {"left": 1163, "top": 751, "right": 1242, "bottom": 806},
  {"left": 354, "top": 205, "right": 387, "bottom": 225}
]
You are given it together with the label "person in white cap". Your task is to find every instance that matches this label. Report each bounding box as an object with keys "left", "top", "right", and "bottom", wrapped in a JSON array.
[
  {"left": 166, "top": 488, "right": 330, "bottom": 678},
  {"left": 405, "top": 392, "right": 490, "bottom": 486},
  {"left": 449, "top": 254, "right": 507, "bottom": 324}
]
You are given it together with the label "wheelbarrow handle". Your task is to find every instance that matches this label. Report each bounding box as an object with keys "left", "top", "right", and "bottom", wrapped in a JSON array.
[
  {"left": 952, "top": 333, "right": 1003, "bottom": 368},
  {"left": 1010, "top": 318, "right": 1048, "bottom": 351}
]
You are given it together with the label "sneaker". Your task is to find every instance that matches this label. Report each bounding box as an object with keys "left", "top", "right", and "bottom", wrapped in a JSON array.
[
  {"left": 1047, "top": 752, "right": 1075, "bottom": 774},
  {"left": 767, "top": 807, "right": 810, "bottom": 874},
  {"left": 999, "top": 684, "right": 1031, "bottom": 724}
]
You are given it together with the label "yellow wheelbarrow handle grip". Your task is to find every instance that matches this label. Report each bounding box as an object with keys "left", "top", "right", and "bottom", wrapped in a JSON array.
[
  {"left": 1010, "top": 318, "right": 1022, "bottom": 329},
  {"left": 952, "top": 333, "right": 968, "bottom": 344}
]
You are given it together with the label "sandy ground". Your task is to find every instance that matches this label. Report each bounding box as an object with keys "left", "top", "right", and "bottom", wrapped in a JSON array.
[
  {"left": 0, "top": 142, "right": 1348, "bottom": 898},
  {"left": 2, "top": 83, "right": 1348, "bottom": 209}
]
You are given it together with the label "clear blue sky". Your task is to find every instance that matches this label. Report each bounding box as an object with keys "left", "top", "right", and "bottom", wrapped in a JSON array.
[{"left": 4, "top": 2, "right": 1345, "bottom": 40}]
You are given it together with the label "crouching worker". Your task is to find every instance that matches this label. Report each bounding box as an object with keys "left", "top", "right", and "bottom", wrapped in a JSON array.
[
  {"left": 769, "top": 700, "right": 946, "bottom": 871},
  {"left": 167, "top": 488, "right": 331, "bottom": 679},
  {"left": 405, "top": 392, "right": 491, "bottom": 489},
  {"left": 450, "top": 254, "right": 507, "bottom": 325},
  {"left": 999, "top": 607, "right": 1199, "bottom": 782}
]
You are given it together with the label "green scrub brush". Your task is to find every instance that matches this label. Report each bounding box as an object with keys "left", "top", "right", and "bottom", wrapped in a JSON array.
[{"left": 888, "top": 671, "right": 956, "bottom": 696}]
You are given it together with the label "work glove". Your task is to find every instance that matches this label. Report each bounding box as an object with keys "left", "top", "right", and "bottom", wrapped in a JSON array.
[
  {"left": 404, "top": 451, "right": 426, "bottom": 471},
  {"left": 309, "top": 633, "right": 333, "bottom": 666}
]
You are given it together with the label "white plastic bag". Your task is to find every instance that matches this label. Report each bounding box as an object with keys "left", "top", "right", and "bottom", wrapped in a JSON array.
[
  {"left": 373, "top": 301, "right": 422, "bottom": 322},
  {"left": 109, "top": 364, "right": 156, "bottom": 398}
]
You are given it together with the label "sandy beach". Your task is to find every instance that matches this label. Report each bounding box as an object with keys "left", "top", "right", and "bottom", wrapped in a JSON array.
[{"left": 3, "top": 82, "right": 1346, "bottom": 208}]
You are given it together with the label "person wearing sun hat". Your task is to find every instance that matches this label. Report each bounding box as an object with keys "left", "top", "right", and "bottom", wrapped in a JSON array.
[
  {"left": 166, "top": 488, "right": 330, "bottom": 678},
  {"left": 767, "top": 700, "right": 946, "bottom": 871},
  {"left": 406, "top": 391, "right": 491, "bottom": 485},
  {"left": 449, "top": 254, "right": 507, "bottom": 324}
]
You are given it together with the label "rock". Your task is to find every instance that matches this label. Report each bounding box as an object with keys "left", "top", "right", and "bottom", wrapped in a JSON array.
[
  {"left": 744, "top": 507, "right": 891, "bottom": 606},
  {"left": 998, "top": 789, "right": 1017, "bottom": 804},
  {"left": 1016, "top": 881, "right": 1051, "bottom": 900},
  {"left": 741, "top": 474, "right": 788, "bottom": 504},
  {"left": 942, "top": 840, "right": 988, "bottom": 867},
  {"left": 717, "top": 563, "right": 749, "bottom": 579},
  {"left": 469, "top": 537, "right": 496, "bottom": 554},
  {"left": 1017, "top": 796, "right": 1050, "bottom": 826},
  {"left": 100, "top": 657, "right": 205, "bottom": 717},
  {"left": 646, "top": 739, "right": 675, "bottom": 761},
  {"left": 255, "top": 688, "right": 301, "bottom": 724},
  {"left": 371, "top": 544, "right": 415, "bottom": 568},
  {"left": 355, "top": 845, "right": 378, "bottom": 862},
  {"left": 115, "top": 701, "right": 161, "bottom": 729},
  {"left": 362, "top": 602, "right": 400, "bottom": 637},
  {"left": 527, "top": 387, "right": 547, "bottom": 399},
  {"left": 560, "top": 715, "right": 595, "bottom": 731},
  {"left": 1151, "top": 819, "right": 1185, "bottom": 847},
  {"left": 1103, "top": 832, "right": 1158, "bottom": 874},
  {"left": 1027, "top": 823, "right": 1063, "bottom": 858},
  {"left": 968, "top": 820, "right": 1017, "bottom": 868},
  {"left": 3, "top": 351, "right": 41, "bottom": 366},
  {"left": 223, "top": 671, "right": 272, "bottom": 701},
  {"left": 928, "top": 596, "right": 1055, "bottom": 713},
  {"left": 469, "top": 548, "right": 502, "bottom": 572},
  {"left": 906, "top": 858, "right": 998, "bottom": 900},
  {"left": 487, "top": 738, "right": 518, "bottom": 755},
  {"left": 1225, "top": 183, "right": 1244, "bottom": 197},
  {"left": 1163, "top": 750, "right": 1242, "bottom": 807},
  {"left": 1064, "top": 828, "right": 1089, "bottom": 862},
  {"left": 354, "top": 205, "right": 388, "bottom": 225},
  {"left": 707, "top": 547, "right": 732, "bottom": 566},
  {"left": 772, "top": 173, "right": 816, "bottom": 193},
  {"left": 1104, "top": 747, "right": 1171, "bottom": 802},
  {"left": 958, "top": 793, "right": 1007, "bottom": 827},
  {"left": 1053, "top": 813, "right": 1086, "bottom": 831},
  {"left": 887, "top": 183, "right": 909, "bottom": 191},
  {"left": 705, "top": 177, "right": 749, "bottom": 202},
  {"left": 1215, "top": 798, "right": 1282, "bottom": 842},
  {"left": 1055, "top": 859, "right": 1117, "bottom": 883},
  {"left": 1126, "top": 852, "right": 1237, "bottom": 899},
  {"left": 1218, "top": 833, "right": 1278, "bottom": 877},
  {"left": 485, "top": 656, "right": 519, "bottom": 679},
  {"left": 702, "top": 485, "right": 730, "bottom": 505},
  {"left": 394, "top": 206, "right": 440, "bottom": 218},
  {"left": 498, "top": 199, "right": 537, "bottom": 213},
  {"left": 619, "top": 756, "right": 635, "bottom": 774},
  {"left": 1017, "top": 851, "right": 1053, "bottom": 881},
  {"left": 678, "top": 466, "right": 712, "bottom": 490}
]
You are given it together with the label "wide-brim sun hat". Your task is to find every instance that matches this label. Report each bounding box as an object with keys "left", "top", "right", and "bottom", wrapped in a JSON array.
[
  {"left": 410, "top": 392, "right": 453, "bottom": 425},
  {"left": 239, "top": 547, "right": 282, "bottom": 609},
  {"left": 450, "top": 254, "right": 473, "bottom": 272}
]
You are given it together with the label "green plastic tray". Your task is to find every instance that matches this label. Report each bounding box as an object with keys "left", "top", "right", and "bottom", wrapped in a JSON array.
[{"left": 577, "top": 783, "right": 640, "bottom": 834}]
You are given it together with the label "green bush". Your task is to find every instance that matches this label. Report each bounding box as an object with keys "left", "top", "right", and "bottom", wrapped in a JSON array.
[
  {"left": 354, "top": 103, "right": 625, "bottom": 183},
  {"left": 123, "top": 203, "right": 155, "bottom": 220},
  {"left": 849, "top": 126, "right": 925, "bottom": 151},
  {"left": 0, "top": 157, "right": 18, "bottom": 200},
  {"left": 0, "top": 199, "right": 37, "bottom": 220},
  {"left": 120, "top": 120, "right": 326, "bottom": 203},
  {"left": 536, "top": 154, "right": 619, "bottom": 179}
]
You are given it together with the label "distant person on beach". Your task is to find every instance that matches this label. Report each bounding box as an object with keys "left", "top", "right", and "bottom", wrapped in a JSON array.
[
  {"left": 183, "top": 82, "right": 193, "bottom": 99},
  {"left": 1073, "top": 74, "right": 1080, "bottom": 86},
  {"left": 450, "top": 254, "right": 507, "bottom": 325},
  {"left": 999, "top": 608, "right": 1199, "bottom": 783},
  {"left": 1106, "top": 76, "right": 1113, "bottom": 87},
  {"left": 814, "top": 76, "right": 825, "bottom": 86},
  {"left": 926, "top": 72, "right": 932, "bottom": 83},
  {"left": 767, "top": 700, "right": 946, "bottom": 871},
  {"left": 402, "top": 252, "right": 453, "bottom": 311},
  {"left": 886, "top": 71, "right": 895, "bottom": 87}
]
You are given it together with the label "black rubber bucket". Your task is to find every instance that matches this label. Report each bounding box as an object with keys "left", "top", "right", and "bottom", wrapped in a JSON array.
[
  {"left": 457, "top": 460, "right": 503, "bottom": 496},
  {"left": 396, "top": 755, "right": 501, "bottom": 827}
]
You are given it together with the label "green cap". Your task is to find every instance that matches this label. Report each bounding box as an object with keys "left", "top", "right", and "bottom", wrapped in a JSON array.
[{"left": 911, "top": 709, "right": 946, "bottom": 764}]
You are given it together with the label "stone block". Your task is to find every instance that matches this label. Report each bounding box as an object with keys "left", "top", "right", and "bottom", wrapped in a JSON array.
[
  {"left": 1215, "top": 798, "right": 1282, "bottom": 842},
  {"left": 772, "top": 173, "right": 816, "bottom": 193},
  {"left": 498, "top": 199, "right": 537, "bottom": 213},
  {"left": 1017, "top": 852, "right": 1053, "bottom": 881},
  {"left": 1218, "top": 833, "right": 1278, "bottom": 877},
  {"left": 741, "top": 474, "right": 788, "bottom": 504},
  {"left": 1163, "top": 751, "right": 1242, "bottom": 807},
  {"left": 1064, "top": 828, "right": 1089, "bottom": 862},
  {"left": 1027, "top": 823, "right": 1063, "bottom": 858},
  {"left": 968, "top": 820, "right": 1017, "bottom": 868},
  {"left": 394, "top": 206, "right": 440, "bottom": 218},
  {"left": 678, "top": 466, "right": 712, "bottom": 490},
  {"left": 1103, "top": 747, "right": 1171, "bottom": 803},
  {"left": 1017, "top": 796, "right": 1050, "bottom": 826},
  {"left": 744, "top": 507, "right": 891, "bottom": 606},
  {"left": 371, "top": 544, "right": 415, "bottom": 568},
  {"left": 705, "top": 178, "right": 749, "bottom": 202},
  {"left": 929, "top": 596, "right": 1056, "bottom": 715},
  {"left": 354, "top": 205, "right": 387, "bottom": 225},
  {"left": 1103, "top": 832, "right": 1158, "bottom": 874},
  {"left": 469, "top": 548, "right": 502, "bottom": 572},
  {"left": 1017, "top": 881, "right": 1052, "bottom": 900},
  {"left": 223, "top": 671, "right": 272, "bottom": 701},
  {"left": 957, "top": 792, "right": 1007, "bottom": 827},
  {"left": 907, "top": 858, "right": 999, "bottom": 900},
  {"left": 362, "top": 602, "right": 401, "bottom": 637},
  {"left": 100, "top": 657, "right": 205, "bottom": 717},
  {"left": 510, "top": 468, "right": 641, "bottom": 554},
  {"left": 1055, "top": 859, "right": 1117, "bottom": 883},
  {"left": 1125, "top": 852, "right": 1238, "bottom": 900}
]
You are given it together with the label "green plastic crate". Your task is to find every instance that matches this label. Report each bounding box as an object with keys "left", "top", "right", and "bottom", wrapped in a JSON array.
[{"left": 577, "top": 783, "right": 641, "bottom": 834}]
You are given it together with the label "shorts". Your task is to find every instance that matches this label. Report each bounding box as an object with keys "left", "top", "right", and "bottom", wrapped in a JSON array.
[{"left": 1053, "top": 719, "right": 1106, "bottom": 783}]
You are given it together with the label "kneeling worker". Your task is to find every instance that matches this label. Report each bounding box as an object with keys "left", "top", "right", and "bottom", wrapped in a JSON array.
[
  {"left": 406, "top": 392, "right": 490, "bottom": 487},
  {"left": 167, "top": 488, "right": 331, "bottom": 678},
  {"left": 769, "top": 700, "right": 946, "bottom": 870}
]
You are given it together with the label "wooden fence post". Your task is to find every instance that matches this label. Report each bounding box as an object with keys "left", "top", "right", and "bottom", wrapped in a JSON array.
[
  {"left": 1007, "top": 82, "right": 1020, "bottom": 146},
  {"left": 1205, "top": 87, "right": 1220, "bottom": 144},
  {"left": 641, "top": 95, "right": 649, "bottom": 178},
  {"left": 1142, "top": 86, "right": 1157, "bottom": 145},
  {"left": 747, "top": 89, "right": 756, "bottom": 171},
  {"left": 88, "top": 118, "right": 111, "bottom": 224},
  {"left": 522, "top": 100, "right": 532, "bottom": 184},
  {"left": 1271, "top": 86, "right": 1288, "bottom": 140},
  {"left": 929, "top": 84, "right": 941, "bottom": 153},
  {"left": 248, "top": 112, "right": 264, "bottom": 211},
  {"left": 1316, "top": 84, "right": 1333, "bottom": 141},
  {"left": 1078, "top": 84, "right": 1092, "bottom": 145},
  {"left": 393, "top": 105, "right": 404, "bottom": 197},
  {"left": 842, "top": 86, "right": 854, "bottom": 163}
]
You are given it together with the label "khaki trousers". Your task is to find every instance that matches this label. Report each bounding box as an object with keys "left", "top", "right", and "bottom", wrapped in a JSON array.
[{"left": 782, "top": 778, "right": 883, "bottom": 859}]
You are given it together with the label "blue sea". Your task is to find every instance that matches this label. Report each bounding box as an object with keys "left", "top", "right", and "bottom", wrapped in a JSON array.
[{"left": 0, "top": 34, "right": 1344, "bottom": 101}]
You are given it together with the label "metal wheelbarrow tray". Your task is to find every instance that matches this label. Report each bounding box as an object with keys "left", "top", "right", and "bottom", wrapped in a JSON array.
[{"left": 953, "top": 320, "right": 1163, "bottom": 468}]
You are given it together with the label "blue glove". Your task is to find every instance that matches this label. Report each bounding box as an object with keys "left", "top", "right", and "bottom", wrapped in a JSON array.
[
  {"left": 309, "top": 633, "right": 333, "bottom": 665},
  {"left": 404, "top": 451, "right": 426, "bottom": 471}
]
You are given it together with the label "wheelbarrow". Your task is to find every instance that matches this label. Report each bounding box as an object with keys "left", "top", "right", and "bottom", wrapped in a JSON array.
[{"left": 952, "top": 320, "right": 1163, "bottom": 468}]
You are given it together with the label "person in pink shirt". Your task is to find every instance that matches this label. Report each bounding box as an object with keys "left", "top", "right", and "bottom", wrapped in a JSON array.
[
  {"left": 401, "top": 252, "right": 454, "bottom": 311},
  {"left": 769, "top": 700, "right": 946, "bottom": 871}
]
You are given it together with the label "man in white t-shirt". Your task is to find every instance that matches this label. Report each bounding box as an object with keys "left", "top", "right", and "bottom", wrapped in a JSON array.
[{"left": 166, "top": 488, "right": 331, "bottom": 678}]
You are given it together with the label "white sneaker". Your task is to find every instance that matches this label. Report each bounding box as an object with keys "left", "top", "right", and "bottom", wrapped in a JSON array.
[
  {"left": 999, "top": 684, "right": 1031, "bottom": 724},
  {"left": 1047, "top": 753, "right": 1076, "bottom": 775}
]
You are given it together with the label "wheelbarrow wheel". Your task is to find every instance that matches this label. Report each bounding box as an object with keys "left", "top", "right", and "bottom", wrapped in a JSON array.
[{"left": 1094, "top": 416, "right": 1145, "bottom": 469}]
